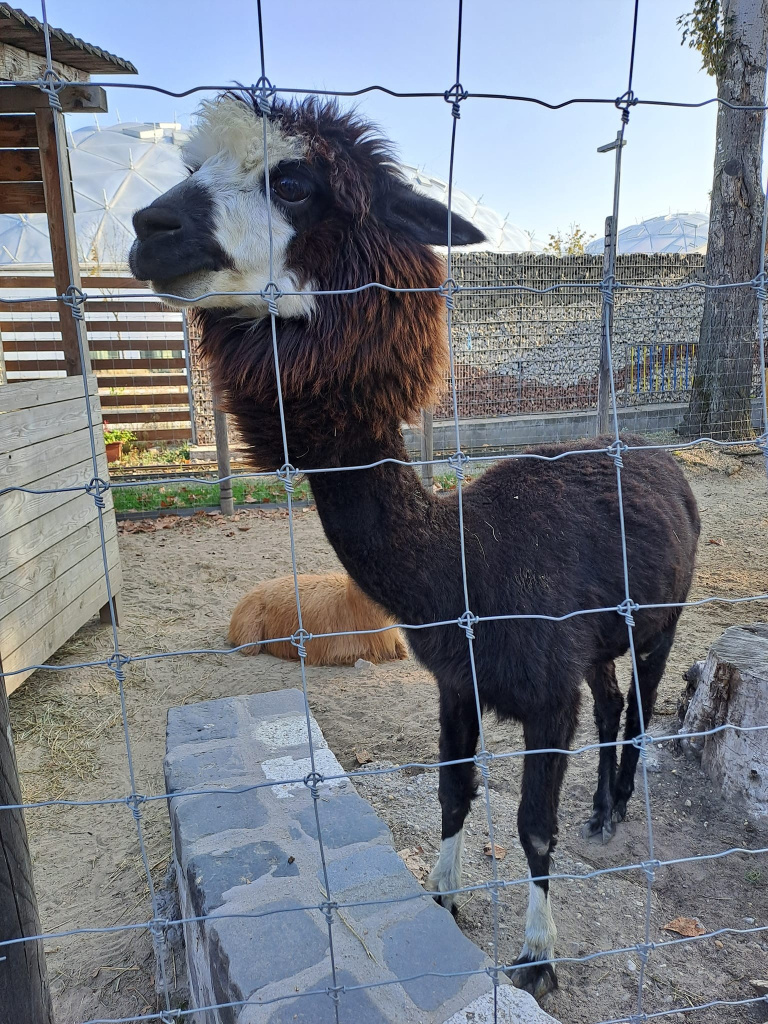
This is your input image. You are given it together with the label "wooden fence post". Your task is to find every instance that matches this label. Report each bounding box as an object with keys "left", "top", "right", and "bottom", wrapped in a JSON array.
[
  {"left": 596, "top": 214, "right": 615, "bottom": 436},
  {"left": 0, "top": 657, "right": 53, "bottom": 1024},
  {"left": 214, "top": 403, "right": 234, "bottom": 516},
  {"left": 420, "top": 407, "right": 434, "bottom": 490}
]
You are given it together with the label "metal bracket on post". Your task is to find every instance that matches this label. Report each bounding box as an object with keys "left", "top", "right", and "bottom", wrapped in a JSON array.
[
  {"left": 420, "top": 407, "right": 434, "bottom": 491},
  {"left": 213, "top": 400, "right": 234, "bottom": 516}
]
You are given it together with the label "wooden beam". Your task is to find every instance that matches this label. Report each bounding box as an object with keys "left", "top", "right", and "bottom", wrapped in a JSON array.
[
  {"left": 0, "top": 181, "right": 45, "bottom": 213},
  {"left": 0, "top": 84, "right": 107, "bottom": 114},
  {"left": 0, "top": 660, "right": 54, "bottom": 1024},
  {"left": 0, "top": 41, "right": 90, "bottom": 85},
  {"left": 0, "top": 276, "right": 149, "bottom": 289},
  {"left": 0, "top": 115, "right": 38, "bottom": 148},
  {"left": 0, "top": 148, "right": 42, "bottom": 182},
  {"left": 35, "top": 105, "right": 89, "bottom": 376}
]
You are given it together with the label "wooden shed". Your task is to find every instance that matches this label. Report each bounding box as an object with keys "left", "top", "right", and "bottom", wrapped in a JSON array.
[{"left": 0, "top": 6, "right": 136, "bottom": 693}]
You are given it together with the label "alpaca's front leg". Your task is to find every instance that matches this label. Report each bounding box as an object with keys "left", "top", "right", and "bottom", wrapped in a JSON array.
[
  {"left": 509, "top": 715, "right": 574, "bottom": 1000},
  {"left": 425, "top": 691, "right": 479, "bottom": 915}
]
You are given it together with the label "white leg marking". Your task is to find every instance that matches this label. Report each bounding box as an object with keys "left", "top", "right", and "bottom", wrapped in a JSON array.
[
  {"left": 519, "top": 878, "right": 556, "bottom": 962},
  {"left": 425, "top": 830, "right": 464, "bottom": 911}
]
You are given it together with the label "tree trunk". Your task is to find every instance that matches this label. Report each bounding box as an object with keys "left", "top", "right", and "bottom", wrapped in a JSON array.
[
  {"left": 682, "top": 0, "right": 768, "bottom": 441},
  {"left": 678, "top": 623, "right": 768, "bottom": 814}
]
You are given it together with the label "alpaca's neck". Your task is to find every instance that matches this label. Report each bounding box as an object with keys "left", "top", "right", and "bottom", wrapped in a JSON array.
[{"left": 307, "top": 426, "right": 462, "bottom": 626}]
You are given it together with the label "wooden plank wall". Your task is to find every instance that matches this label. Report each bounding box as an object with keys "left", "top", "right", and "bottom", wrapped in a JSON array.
[
  {"left": 0, "top": 276, "right": 192, "bottom": 444},
  {"left": 0, "top": 375, "right": 122, "bottom": 693}
]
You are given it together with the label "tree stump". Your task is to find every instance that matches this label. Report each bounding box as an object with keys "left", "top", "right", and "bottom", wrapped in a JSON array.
[{"left": 678, "top": 623, "right": 768, "bottom": 813}]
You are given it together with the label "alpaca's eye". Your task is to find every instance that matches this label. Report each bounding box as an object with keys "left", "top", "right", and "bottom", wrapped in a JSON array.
[{"left": 271, "top": 175, "right": 311, "bottom": 203}]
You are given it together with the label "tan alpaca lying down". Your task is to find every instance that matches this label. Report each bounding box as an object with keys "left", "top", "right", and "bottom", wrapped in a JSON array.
[{"left": 228, "top": 572, "right": 408, "bottom": 666}]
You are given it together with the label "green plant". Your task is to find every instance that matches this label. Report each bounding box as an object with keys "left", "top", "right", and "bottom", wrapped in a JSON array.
[
  {"left": 103, "top": 421, "right": 137, "bottom": 445},
  {"left": 544, "top": 223, "right": 595, "bottom": 257}
]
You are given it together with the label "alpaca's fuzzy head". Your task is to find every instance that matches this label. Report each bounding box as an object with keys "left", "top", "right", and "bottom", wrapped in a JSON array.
[{"left": 129, "top": 94, "right": 485, "bottom": 462}]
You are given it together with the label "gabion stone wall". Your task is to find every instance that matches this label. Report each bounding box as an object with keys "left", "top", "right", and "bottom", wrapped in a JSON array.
[
  {"left": 187, "top": 252, "right": 760, "bottom": 443},
  {"left": 439, "top": 252, "right": 712, "bottom": 418}
]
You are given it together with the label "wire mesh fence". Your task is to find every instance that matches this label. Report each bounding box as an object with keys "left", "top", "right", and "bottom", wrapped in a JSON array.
[{"left": 1, "top": 1, "right": 768, "bottom": 1023}]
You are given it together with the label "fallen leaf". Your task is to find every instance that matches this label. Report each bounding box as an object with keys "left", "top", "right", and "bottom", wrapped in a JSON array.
[
  {"left": 225, "top": 531, "right": 235, "bottom": 537},
  {"left": 662, "top": 916, "right": 706, "bottom": 937},
  {"left": 237, "top": 525, "right": 251, "bottom": 532},
  {"left": 244, "top": 495, "right": 257, "bottom": 503},
  {"left": 354, "top": 749, "right": 372, "bottom": 765},
  {"left": 398, "top": 846, "right": 430, "bottom": 883},
  {"left": 483, "top": 842, "right": 507, "bottom": 861},
  {"left": 707, "top": 538, "right": 724, "bottom": 546}
]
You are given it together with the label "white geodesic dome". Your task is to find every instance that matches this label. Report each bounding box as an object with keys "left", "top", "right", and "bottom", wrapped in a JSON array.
[
  {"left": 0, "top": 121, "right": 542, "bottom": 270},
  {"left": 585, "top": 211, "right": 709, "bottom": 256}
]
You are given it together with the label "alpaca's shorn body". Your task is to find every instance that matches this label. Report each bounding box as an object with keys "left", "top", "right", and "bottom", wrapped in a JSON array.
[
  {"left": 130, "top": 94, "right": 700, "bottom": 999},
  {"left": 229, "top": 572, "right": 408, "bottom": 665}
]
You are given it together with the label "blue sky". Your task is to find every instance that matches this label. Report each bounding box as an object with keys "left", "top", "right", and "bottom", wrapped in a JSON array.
[{"left": 50, "top": 0, "right": 721, "bottom": 244}]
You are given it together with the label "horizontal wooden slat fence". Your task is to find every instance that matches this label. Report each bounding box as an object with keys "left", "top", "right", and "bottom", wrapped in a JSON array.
[{"left": 0, "top": 275, "right": 193, "bottom": 444}]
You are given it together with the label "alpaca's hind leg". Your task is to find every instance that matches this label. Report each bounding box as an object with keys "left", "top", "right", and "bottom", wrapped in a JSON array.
[
  {"left": 510, "top": 710, "right": 576, "bottom": 1000},
  {"left": 583, "top": 660, "right": 624, "bottom": 843},
  {"left": 613, "top": 622, "right": 677, "bottom": 822},
  {"left": 425, "top": 689, "right": 479, "bottom": 915}
]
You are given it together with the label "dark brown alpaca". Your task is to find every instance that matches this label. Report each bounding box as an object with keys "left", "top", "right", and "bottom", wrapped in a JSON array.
[{"left": 130, "top": 94, "right": 700, "bottom": 999}]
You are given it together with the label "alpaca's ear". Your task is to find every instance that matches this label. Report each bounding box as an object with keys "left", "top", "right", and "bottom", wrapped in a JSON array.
[{"left": 380, "top": 182, "right": 486, "bottom": 247}]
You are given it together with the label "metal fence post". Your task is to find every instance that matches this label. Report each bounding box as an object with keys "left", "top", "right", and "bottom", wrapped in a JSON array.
[
  {"left": 213, "top": 400, "right": 234, "bottom": 515},
  {"left": 597, "top": 214, "right": 616, "bottom": 435},
  {"left": 0, "top": 658, "right": 54, "bottom": 1024},
  {"left": 420, "top": 407, "right": 434, "bottom": 490}
]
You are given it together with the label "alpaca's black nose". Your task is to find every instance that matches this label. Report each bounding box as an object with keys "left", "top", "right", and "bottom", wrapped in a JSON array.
[{"left": 133, "top": 205, "right": 183, "bottom": 242}]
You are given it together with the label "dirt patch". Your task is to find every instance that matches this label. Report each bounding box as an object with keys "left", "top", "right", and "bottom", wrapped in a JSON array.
[{"left": 10, "top": 450, "right": 768, "bottom": 1023}]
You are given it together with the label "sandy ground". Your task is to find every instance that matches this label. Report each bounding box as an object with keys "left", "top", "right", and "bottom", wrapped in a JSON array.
[{"left": 9, "top": 445, "right": 768, "bottom": 1024}]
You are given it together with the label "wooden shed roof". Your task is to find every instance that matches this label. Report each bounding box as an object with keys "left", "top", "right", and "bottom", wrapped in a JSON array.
[{"left": 0, "top": 4, "right": 137, "bottom": 75}]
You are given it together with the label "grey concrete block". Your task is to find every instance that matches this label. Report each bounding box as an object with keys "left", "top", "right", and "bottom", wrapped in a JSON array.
[
  {"left": 382, "top": 904, "right": 486, "bottom": 1011},
  {"left": 265, "top": 970, "right": 390, "bottom": 1024},
  {"left": 171, "top": 788, "right": 269, "bottom": 851},
  {"left": 297, "top": 791, "right": 390, "bottom": 849},
  {"left": 187, "top": 841, "right": 299, "bottom": 918},
  {"left": 167, "top": 698, "right": 243, "bottom": 749},
  {"left": 208, "top": 899, "right": 328, "bottom": 1009},
  {"left": 165, "top": 742, "right": 249, "bottom": 793}
]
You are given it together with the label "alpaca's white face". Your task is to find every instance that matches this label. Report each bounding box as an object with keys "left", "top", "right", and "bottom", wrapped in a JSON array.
[{"left": 130, "top": 98, "right": 317, "bottom": 318}]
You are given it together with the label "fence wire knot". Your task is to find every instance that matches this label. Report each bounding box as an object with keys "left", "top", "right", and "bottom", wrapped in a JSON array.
[
  {"left": 635, "top": 940, "right": 653, "bottom": 964},
  {"left": 448, "top": 448, "right": 469, "bottom": 479},
  {"left": 474, "top": 749, "right": 493, "bottom": 781},
  {"left": 85, "top": 476, "right": 110, "bottom": 509},
  {"left": 444, "top": 82, "right": 468, "bottom": 118},
  {"left": 262, "top": 281, "right": 282, "bottom": 317},
  {"left": 628, "top": 1015, "right": 648, "bottom": 1024},
  {"left": 326, "top": 983, "right": 344, "bottom": 1004},
  {"left": 149, "top": 916, "right": 169, "bottom": 938},
  {"left": 277, "top": 463, "right": 298, "bottom": 494},
  {"left": 458, "top": 609, "right": 479, "bottom": 640},
  {"left": 751, "top": 271, "right": 768, "bottom": 302},
  {"left": 439, "top": 277, "right": 459, "bottom": 309},
  {"left": 641, "top": 859, "right": 661, "bottom": 882},
  {"left": 607, "top": 439, "right": 629, "bottom": 469},
  {"left": 600, "top": 274, "right": 616, "bottom": 306},
  {"left": 290, "top": 627, "right": 312, "bottom": 659},
  {"left": 106, "top": 651, "right": 131, "bottom": 679},
  {"left": 39, "top": 67, "right": 64, "bottom": 109},
  {"left": 253, "top": 76, "right": 277, "bottom": 114},
  {"left": 159, "top": 1013, "right": 181, "bottom": 1024},
  {"left": 125, "top": 793, "right": 147, "bottom": 821},
  {"left": 303, "top": 770, "right": 324, "bottom": 799},
  {"left": 319, "top": 899, "right": 337, "bottom": 926},
  {"left": 615, "top": 89, "right": 638, "bottom": 122},
  {"left": 62, "top": 285, "right": 88, "bottom": 320},
  {"left": 616, "top": 597, "right": 639, "bottom": 627}
]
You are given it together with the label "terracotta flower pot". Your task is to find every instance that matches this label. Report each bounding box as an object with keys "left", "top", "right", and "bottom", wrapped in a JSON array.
[{"left": 105, "top": 440, "right": 123, "bottom": 462}]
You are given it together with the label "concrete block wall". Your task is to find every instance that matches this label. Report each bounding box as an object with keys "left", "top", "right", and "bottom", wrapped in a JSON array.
[{"left": 165, "top": 689, "right": 560, "bottom": 1024}]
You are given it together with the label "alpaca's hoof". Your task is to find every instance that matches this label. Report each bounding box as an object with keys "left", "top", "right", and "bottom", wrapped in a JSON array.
[
  {"left": 424, "top": 878, "right": 458, "bottom": 917},
  {"left": 508, "top": 957, "right": 558, "bottom": 1000},
  {"left": 612, "top": 798, "right": 629, "bottom": 823},
  {"left": 582, "top": 809, "right": 616, "bottom": 844}
]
